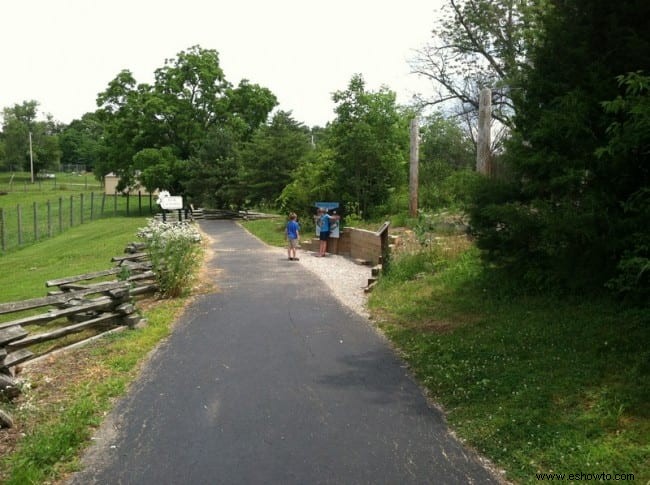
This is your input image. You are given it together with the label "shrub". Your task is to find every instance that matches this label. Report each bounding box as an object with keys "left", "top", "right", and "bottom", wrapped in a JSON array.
[{"left": 137, "top": 220, "right": 202, "bottom": 297}]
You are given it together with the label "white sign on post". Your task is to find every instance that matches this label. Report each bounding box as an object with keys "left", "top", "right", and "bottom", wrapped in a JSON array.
[{"left": 160, "top": 196, "right": 183, "bottom": 210}]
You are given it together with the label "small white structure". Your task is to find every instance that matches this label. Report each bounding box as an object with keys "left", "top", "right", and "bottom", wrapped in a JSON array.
[{"left": 104, "top": 173, "right": 158, "bottom": 196}]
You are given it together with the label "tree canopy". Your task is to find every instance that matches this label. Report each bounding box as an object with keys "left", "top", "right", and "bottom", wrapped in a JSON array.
[
  {"left": 469, "top": 0, "right": 650, "bottom": 298},
  {"left": 94, "top": 45, "right": 277, "bottom": 198},
  {"left": 1, "top": 100, "right": 61, "bottom": 174},
  {"left": 330, "top": 74, "right": 409, "bottom": 217}
]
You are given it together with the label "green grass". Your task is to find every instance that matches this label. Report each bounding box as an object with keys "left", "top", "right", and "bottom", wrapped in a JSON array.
[
  {"left": 0, "top": 217, "right": 149, "bottom": 304},
  {"left": 0, "top": 172, "right": 158, "bottom": 253},
  {"left": 0, "top": 216, "right": 193, "bottom": 483},
  {"left": 240, "top": 217, "right": 286, "bottom": 247},
  {"left": 0, "top": 171, "right": 103, "bottom": 193},
  {"left": 370, "top": 247, "right": 650, "bottom": 483}
]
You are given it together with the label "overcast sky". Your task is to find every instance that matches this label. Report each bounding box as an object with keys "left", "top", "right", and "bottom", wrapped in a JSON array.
[{"left": 1, "top": 0, "right": 444, "bottom": 127}]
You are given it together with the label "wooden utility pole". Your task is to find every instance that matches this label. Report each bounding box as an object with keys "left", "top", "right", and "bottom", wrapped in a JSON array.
[
  {"left": 29, "top": 132, "right": 34, "bottom": 183},
  {"left": 409, "top": 117, "right": 419, "bottom": 217},
  {"left": 476, "top": 87, "right": 492, "bottom": 176}
]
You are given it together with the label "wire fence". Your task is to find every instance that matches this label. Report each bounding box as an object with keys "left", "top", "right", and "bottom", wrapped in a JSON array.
[{"left": 0, "top": 191, "right": 158, "bottom": 253}]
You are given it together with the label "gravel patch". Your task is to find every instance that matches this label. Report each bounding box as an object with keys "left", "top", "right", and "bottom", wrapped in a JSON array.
[
  {"left": 295, "top": 248, "right": 372, "bottom": 318},
  {"left": 228, "top": 223, "right": 373, "bottom": 319}
]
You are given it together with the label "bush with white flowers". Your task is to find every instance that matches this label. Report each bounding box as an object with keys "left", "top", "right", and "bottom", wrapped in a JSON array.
[{"left": 138, "top": 220, "right": 202, "bottom": 297}]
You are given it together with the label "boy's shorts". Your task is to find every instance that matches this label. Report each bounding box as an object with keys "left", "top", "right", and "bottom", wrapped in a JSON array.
[
  {"left": 289, "top": 238, "right": 299, "bottom": 248},
  {"left": 319, "top": 231, "right": 330, "bottom": 241}
]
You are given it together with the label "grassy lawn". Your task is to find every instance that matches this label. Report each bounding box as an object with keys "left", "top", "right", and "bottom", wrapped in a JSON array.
[
  {"left": 244, "top": 217, "right": 649, "bottom": 483},
  {"left": 0, "top": 172, "right": 158, "bottom": 253},
  {"left": 370, "top": 247, "right": 649, "bottom": 483},
  {"left": 0, "top": 171, "right": 103, "bottom": 193},
  {"left": 0, "top": 216, "right": 198, "bottom": 484},
  {"left": 240, "top": 216, "right": 286, "bottom": 247}
]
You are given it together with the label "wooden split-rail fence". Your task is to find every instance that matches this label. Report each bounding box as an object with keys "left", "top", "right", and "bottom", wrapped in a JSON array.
[{"left": 0, "top": 243, "right": 158, "bottom": 425}]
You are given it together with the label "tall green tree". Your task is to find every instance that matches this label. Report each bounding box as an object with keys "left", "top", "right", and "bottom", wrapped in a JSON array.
[
  {"left": 2, "top": 100, "right": 38, "bottom": 171},
  {"left": 94, "top": 70, "right": 144, "bottom": 187},
  {"left": 94, "top": 46, "right": 277, "bottom": 198},
  {"left": 59, "top": 112, "right": 103, "bottom": 172},
  {"left": 330, "top": 74, "right": 408, "bottom": 218},
  {"left": 419, "top": 113, "right": 476, "bottom": 208},
  {"left": 278, "top": 138, "right": 338, "bottom": 218},
  {"left": 470, "top": 0, "right": 650, "bottom": 292},
  {"left": 239, "top": 111, "right": 311, "bottom": 206},
  {"left": 1, "top": 100, "right": 61, "bottom": 174}
]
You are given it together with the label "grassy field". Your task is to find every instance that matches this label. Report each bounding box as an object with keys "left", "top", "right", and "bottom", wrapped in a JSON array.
[
  {"left": 243, "top": 217, "right": 650, "bottom": 484},
  {"left": 0, "top": 216, "right": 195, "bottom": 483},
  {"left": 0, "top": 217, "right": 149, "bottom": 304},
  {"left": 0, "top": 172, "right": 158, "bottom": 252}
]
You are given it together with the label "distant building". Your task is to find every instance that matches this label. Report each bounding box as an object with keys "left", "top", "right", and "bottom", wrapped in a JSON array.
[{"left": 104, "top": 173, "right": 158, "bottom": 196}]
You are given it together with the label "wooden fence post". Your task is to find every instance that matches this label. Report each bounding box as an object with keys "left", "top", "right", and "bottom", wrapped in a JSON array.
[
  {"left": 47, "top": 200, "right": 52, "bottom": 238},
  {"left": 69, "top": 195, "right": 74, "bottom": 228},
  {"left": 0, "top": 208, "right": 5, "bottom": 252},
  {"left": 80, "top": 193, "right": 85, "bottom": 225},
  {"left": 33, "top": 202, "right": 38, "bottom": 242},
  {"left": 58, "top": 197, "right": 63, "bottom": 233},
  {"left": 17, "top": 205, "right": 22, "bottom": 246},
  {"left": 90, "top": 192, "right": 95, "bottom": 221}
]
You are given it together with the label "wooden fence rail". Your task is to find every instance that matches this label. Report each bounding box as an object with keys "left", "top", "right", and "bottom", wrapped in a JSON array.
[{"left": 0, "top": 243, "right": 158, "bottom": 425}]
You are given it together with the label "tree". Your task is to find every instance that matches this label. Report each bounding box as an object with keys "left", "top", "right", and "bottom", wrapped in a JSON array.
[
  {"left": 135, "top": 147, "right": 186, "bottom": 195},
  {"left": 2, "top": 101, "right": 38, "bottom": 171},
  {"left": 239, "top": 111, "right": 311, "bottom": 206},
  {"left": 94, "top": 46, "right": 277, "bottom": 200},
  {"left": 418, "top": 113, "right": 476, "bottom": 208},
  {"left": 278, "top": 140, "right": 338, "bottom": 218},
  {"left": 469, "top": 0, "right": 650, "bottom": 292},
  {"left": 1, "top": 101, "right": 61, "bottom": 174},
  {"left": 59, "top": 112, "right": 103, "bottom": 172},
  {"left": 94, "top": 69, "right": 144, "bottom": 186},
  {"left": 330, "top": 74, "right": 409, "bottom": 218},
  {"left": 411, "top": 0, "right": 549, "bottom": 129},
  {"left": 598, "top": 72, "right": 650, "bottom": 301}
]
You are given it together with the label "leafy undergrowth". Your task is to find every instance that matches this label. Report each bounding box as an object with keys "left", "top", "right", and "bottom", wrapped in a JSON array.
[{"left": 369, "top": 245, "right": 650, "bottom": 483}]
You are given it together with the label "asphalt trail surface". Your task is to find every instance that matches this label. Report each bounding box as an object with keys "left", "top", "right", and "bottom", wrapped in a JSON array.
[{"left": 70, "top": 220, "right": 498, "bottom": 485}]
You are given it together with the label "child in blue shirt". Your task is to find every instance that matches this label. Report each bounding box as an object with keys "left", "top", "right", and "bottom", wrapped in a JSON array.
[{"left": 285, "top": 212, "right": 301, "bottom": 261}]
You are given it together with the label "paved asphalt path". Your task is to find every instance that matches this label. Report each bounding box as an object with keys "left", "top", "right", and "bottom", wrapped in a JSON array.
[{"left": 71, "top": 220, "right": 498, "bottom": 485}]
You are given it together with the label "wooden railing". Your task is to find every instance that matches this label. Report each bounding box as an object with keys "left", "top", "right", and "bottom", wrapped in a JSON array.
[{"left": 0, "top": 243, "right": 158, "bottom": 423}]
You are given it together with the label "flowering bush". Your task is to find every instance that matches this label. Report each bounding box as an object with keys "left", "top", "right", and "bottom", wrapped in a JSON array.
[{"left": 137, "top": 220, "right": 202, "bottom": 297}]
